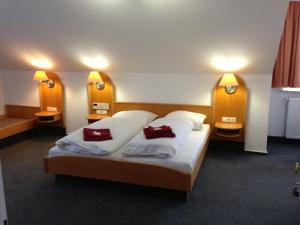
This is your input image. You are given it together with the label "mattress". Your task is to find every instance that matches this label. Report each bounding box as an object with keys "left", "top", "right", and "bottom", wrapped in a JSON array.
[{"left": 49, "top": 124, "right": 210, "bottom": 174}]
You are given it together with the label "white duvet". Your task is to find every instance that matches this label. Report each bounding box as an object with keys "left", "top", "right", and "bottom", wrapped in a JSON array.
[
  {"left": 122, "top": 117, "right": 193, "bottom": 158},
  {"left": 56, "top": 117, "right": 146, "bottom": 155}
]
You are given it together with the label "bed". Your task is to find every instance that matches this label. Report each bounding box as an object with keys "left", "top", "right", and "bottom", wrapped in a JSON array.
[
  {"left": 0, "top": 105, "right": 39, "bottom": 140},
  {"left": 44, "top": 102, "right": 213, "bottom": 193}
]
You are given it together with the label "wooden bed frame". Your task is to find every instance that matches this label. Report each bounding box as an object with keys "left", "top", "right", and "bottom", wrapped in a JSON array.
[
  {"left": 44, "top": 102, "right": 213, "bottom": 192},
  {"left": 0, "top": 105, "right": 40, "bottom": 140}
]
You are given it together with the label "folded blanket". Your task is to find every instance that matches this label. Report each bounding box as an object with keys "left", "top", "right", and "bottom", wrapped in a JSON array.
[
  {"left": 83, "top": 128, "right": 112, "bottom": 141},
  {"left": 143, "top": 126, "right": 175, "bottom": 139},
  {"left": 148, "top": 126, "right": 172, "bottom": 133},
  {"left": 123, "top": 117, "right": 193, "bottom": 158},
  {"left": 56, "top": 117, "right": 148, "bottom": 156}
]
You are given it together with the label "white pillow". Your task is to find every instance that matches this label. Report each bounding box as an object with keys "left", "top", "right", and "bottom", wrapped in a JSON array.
[
  {"left": 112, "top": 110, "right": 157, "bottom": 126},
  {"left": 165, "top": 110, "right": 207, "bottom": 131}
]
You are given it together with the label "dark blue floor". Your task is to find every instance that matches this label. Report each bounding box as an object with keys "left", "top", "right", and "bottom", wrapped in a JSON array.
[{"left": 0, "top": 135, "right": 299, "bottom": 225}]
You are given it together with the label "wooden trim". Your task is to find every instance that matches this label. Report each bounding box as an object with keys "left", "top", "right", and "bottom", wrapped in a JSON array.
[
  {"left": 0, "top": 105, "right": 40, "bottom": 140},
  {"left": 114, "top": 102, "right": 213, "bottom": 126},
  {"left": 5, "top": 105, "right": 40, "bottom": 119},
  {"left": 0, "top": 119, "right": 36, "bottom": 139},
  {"left": 44, "top": 137, "right": 210, "bottom": 192}
]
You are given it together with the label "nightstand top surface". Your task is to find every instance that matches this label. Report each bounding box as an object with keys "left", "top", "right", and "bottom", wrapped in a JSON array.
[
  {"left": 87, "top": 114, "right": 110, "bottom": 120},
  {"left": 215, "top": 122, "right": 242, "bottom": 130},
  {"left": 35, "top": 111, "right": 61, "bottom": 117}
]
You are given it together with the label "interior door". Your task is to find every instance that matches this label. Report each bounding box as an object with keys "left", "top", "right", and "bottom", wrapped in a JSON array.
[{"left": 0, "top": 161, "right": 7, "bottom": 225}]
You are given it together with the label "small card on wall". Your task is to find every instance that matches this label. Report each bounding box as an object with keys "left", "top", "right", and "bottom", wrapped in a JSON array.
[
  {"left": 47, "top": 107, "right": 57, "bottom": 112},
  {"left": 96, "top": 110, "right": 107, "bottom": 115}
]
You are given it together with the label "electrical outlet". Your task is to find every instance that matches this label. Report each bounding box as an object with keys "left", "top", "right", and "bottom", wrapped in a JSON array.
[
  {"left": 96, "top": 110, "right": 107, "bottom": 115},
  {"left": 222, "top": 117, "right": 237, "bottom": 123},
  {"left": 92, "top": 103, "right": 110, "bottom": 110},
  {"left": 47, "top": 107, "right": 57, "bottom": 112}
]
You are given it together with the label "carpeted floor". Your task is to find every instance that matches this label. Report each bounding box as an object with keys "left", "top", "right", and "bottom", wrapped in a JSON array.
[{"left": 0, "top": 134, "right": 299, "bottom": 225}]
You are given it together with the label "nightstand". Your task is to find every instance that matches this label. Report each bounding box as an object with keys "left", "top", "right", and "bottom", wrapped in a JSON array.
[
  {"left": 214, "top": 122, "right": 243, "bottom": 140},
  {"left": 35, "top": 111, "right": 62, "bottom": 124},
  {"left": 87, "top": 114, "right": 110, "bottom": 124}
]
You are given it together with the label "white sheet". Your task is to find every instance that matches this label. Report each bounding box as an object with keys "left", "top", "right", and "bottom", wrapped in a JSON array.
[
  {"left": 122, "top": 117, "right": 193, "bottom": 158},
  {"left": 49, "top": 124, "right": 211, "bottom": 174},
  {"left": 55, "top": 117, "right": 147, "bottom": 156}
]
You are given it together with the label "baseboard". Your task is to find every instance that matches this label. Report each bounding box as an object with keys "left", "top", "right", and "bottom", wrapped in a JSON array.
[
  {"left": 0, "top": 128, "right": 38, "bottom": 149},
  {"left": 209, "top": 140, "right": 245, "bottom": 151},
  {"left": 36, "top": 125, "right": 66, "bottom": 136},
  {"left": 244, "top": 148, "right": 268, "bottom": 154},
  {"left": 268, "top": 136, "right": 300, "bottom": 145}
]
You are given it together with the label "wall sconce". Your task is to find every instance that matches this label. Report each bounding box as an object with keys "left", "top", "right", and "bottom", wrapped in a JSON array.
[
  {"left": 32, "top": 71, "right": 55, "bottom": 88},
  {"left": 88, "top": 71, "right": 105, "bottom": 90},
  {"left": 219, "top": 73, "right": 239, "bottom": 94}
]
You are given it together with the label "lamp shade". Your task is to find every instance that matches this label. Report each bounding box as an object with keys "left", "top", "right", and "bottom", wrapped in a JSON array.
[
  {"left": 219, "top": 73, "right": 239, "bottom": 87},
  {"left": 88, "top": 71, "right": 103, "bottom": 83},
  {"left": 33, "top": 71, "right": 49, "bottom": 82}
]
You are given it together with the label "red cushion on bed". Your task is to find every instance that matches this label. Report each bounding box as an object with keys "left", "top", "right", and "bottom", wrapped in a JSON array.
[
  {"left": 83, "top": 128, "right": 112, "bottom": 141},
  {"left": 143, "top": 126, "right": 176, "bottom": 139}
]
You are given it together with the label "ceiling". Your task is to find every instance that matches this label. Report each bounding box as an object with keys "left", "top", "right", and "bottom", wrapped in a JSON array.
[{"left": 0, "top": 0, "right": 291, "bottom": 73}]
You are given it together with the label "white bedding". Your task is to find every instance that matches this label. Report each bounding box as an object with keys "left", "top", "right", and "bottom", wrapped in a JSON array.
[
  {"left": 55, "top": 117, "right": 147, "bottom": 156},
  {"left": 49, "top": 124, "right": 211, "bottom": 174},
  {"left": 122, "top": 117, "right": 193, "bottom": 158}
]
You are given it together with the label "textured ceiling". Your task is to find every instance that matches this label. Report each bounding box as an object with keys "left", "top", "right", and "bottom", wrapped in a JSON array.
[{"left": 0, "top": 0, "right": 291, "bottom": 73}]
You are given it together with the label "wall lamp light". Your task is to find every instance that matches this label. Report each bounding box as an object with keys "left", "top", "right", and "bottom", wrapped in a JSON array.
[
  {"left": 32, "top": 71, "right": 55, "bottom": 88},
  {"left": 219, "top": 73, "right": 239, "bottom": 94},
  {"left": 88, "top": 71, "right": 105, "bottom": 90}
]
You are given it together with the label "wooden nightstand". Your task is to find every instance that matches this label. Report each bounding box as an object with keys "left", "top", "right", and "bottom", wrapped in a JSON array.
[
  {"left": 215, "top": 122, "right": 243, "bottom": 140},
  {"left": 35, "top": 111, "right": 62, "bottom": 124},
  {"left": 87, "top": 114, "right": 110, "bottom": 124}
]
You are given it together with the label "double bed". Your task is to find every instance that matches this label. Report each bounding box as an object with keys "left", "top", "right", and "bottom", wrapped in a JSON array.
[{"left": 44, "top": 102, "right": 212, "bottom": 193}]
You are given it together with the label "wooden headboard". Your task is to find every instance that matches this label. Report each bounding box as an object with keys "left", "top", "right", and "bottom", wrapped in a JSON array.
[{"left": 114, "top": 102, "right": 213, "bottom": 125}]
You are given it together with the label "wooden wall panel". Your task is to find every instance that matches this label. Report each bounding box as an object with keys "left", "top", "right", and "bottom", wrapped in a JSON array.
[
  {"left": 87, "top": 73, "right": 115, "bottom": 116},
  {"left": 39, "top": 72, "right": 64, "bottom": 126},
  {"left": 5, "top": 105, "right": 40, "bottom": 119},
  {"left": 213, "top": 75, "right": 248, "bottom": 141}
]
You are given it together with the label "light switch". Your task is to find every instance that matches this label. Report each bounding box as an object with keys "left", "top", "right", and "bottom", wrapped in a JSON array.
[{"left": 222, "top": 117, "right": 237, "bottom": 123}]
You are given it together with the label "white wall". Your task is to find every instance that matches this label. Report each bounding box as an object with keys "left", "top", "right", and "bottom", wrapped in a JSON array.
[
  {"left": 268, "top": 89, "right": 300, "bottom": 137},
  {"left": 1, "top": 70, "right": 272, "bottom": 153},
  {"left": 1, "top": 71, "right": 39, "bottom": 107},
  {"left": 0, "top": 73, "right": 5, "bottom": 115}
]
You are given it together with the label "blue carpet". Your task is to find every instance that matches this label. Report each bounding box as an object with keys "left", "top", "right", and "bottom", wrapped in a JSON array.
[{"left": 0, "top": 135, "right": 299, "bottom": 225}]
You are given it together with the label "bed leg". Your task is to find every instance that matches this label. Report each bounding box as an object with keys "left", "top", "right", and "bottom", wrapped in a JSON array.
[
  {"left": 44, "top": 156, "right": 49, "bottom": 173},
  {"left": 185, "top": 192, "right": 191, "bottom": 201}
]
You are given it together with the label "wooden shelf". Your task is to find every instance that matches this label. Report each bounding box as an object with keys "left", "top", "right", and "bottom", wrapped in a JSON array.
[
  {"left": 87, "top": 114, "right": 110, "bottom": 123},
  {"left": 35, "top": 111, "right": 62, "bottom": 124},
  {"left": 215, "top": 122, "right": 243, "bottom": 138}
]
